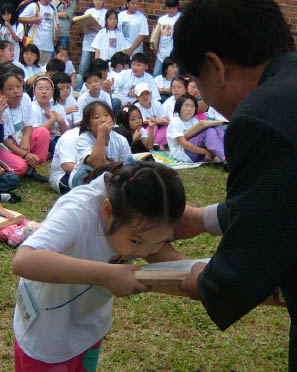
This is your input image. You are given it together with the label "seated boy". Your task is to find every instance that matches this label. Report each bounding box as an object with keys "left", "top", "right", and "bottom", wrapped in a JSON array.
[
  {"left": 55, "top": 46, "right": 83, "bottom": 91},
  {"left": 113, "top": 53, "right": 161, "bottom": 106},
  {"left": 51, "top": 72, "right": 80, "bottom": 128},
  {"left": 76, "top": 69, "right": 112, "bottom": 123},
  {"left": 108, "top": 51, "right": 130, "bottom": 79}
]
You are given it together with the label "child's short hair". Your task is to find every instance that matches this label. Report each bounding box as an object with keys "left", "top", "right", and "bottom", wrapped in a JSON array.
[
  {"left": 170, "top": 76, "right": 188, "bottom": 89},
  {"left": 80, "top": 101, "right": 114, "bottom": 132},
  {"left": 166, "top": 0, "right": 179, "bottom": 7},
  {"left": 174, "top": 93, "right": 198, "bottom": 116},
  {"left": 82, "top": 69, "right": 102, "bottom": 83},
  {"left": 20, "top": 44, "right": 40, "bottom": 66},
  {"left": 0, "top": 72, "right": 22, "bottom": 90},
  {"left": 51, "top": 72, "right": 72, "bottom": 85},
  {"left": 117, "top": 104, "right": 142, "bottom": 130},
  {"left": 86, "top": 161, "right": 186, "bottom": 235},
  {"left": 131, "top": 53, "right": 148, "bottom": 65},
  {"left": 2, "top": 65, "right": 25, "bottom": 79},
  {"left": 0, "top": 40, "right": 12, "bottom": 50},
  {"left": 88, "top": 58, "right": 109, "bottom": 72},
  {"left": 105, "top": 9, "right": 118, "bottom": 28},
  {"left": 0, "top": 61, "right": 13, "bottom": 75},
  {"left": 55, "top": 45, "right": 70, "bottom": 55},
  {"left": 162, "top": 56, "right": 176, "bottom": 77},
  {"left": 46, "top": 58, "right": 66, "bottom": 73},
  {"left": 110, "top": 52, "right": 126, "bottom": 68}
]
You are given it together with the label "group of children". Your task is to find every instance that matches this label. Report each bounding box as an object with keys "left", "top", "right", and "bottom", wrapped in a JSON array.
[{"left": 0, "top": 0, "right": 230, "bottom": 370}]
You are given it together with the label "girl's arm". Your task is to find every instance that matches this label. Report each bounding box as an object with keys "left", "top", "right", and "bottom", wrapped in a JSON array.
[
  {"left": 158, "top": 87, "right": 171, "bottom": 95},
  {"left": 3, "top": 139, "right": 40, "bottom": 167},
  {"left": 5, "top": 22, "right": 22, "bottom": 43},
  {"left": 13, "top": 245, "right": 150, "bottom": 297},
  {"left": 142, "top": 120, "right": 155, "bottom": 150},
  {"left": 53, "top": 111, "right": 69, "bottom": 134},
  {"left": 124, "top": 35, "right": 145, "bottom": 57},
  {"left": 26, "top": 72, "right": 46, "bottom": 87},
  {"left": 70, "top": 72, "right": 77, "bottom": 89},
  {"left": 94, "top": 48, "right": 100, "bottom": 59},
  {"left": 19, "top": 125, "right": 32, "bottom": 151},
  {"left": 178, "top": 136, "right": 213, "bottom": 159},
  {"left": 42, "top": 111, "right": 56, "bottom": 131}
]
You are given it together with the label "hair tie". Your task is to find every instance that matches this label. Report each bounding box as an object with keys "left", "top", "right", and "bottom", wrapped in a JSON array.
[
  {"left": 33, "top": 76, "right": 54, "bottom": 90},
  {"left": 123, "top": 107, "right": 129, "bottom": 113},
  {"left": 129, "top": 177, "right": 135, "bottom": 182}
]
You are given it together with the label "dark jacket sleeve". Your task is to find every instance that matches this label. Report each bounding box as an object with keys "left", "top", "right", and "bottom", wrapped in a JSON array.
[
  {"left": 0, "top": 124, "right": 4, "bottom": 143},
  {"left": 198, "top": 114, "right": 297, "bottom": 331}
]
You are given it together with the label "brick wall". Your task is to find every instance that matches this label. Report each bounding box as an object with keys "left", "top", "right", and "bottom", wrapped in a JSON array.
[{"left": 69, "top": 0, "right": 297, "bottom": 71}]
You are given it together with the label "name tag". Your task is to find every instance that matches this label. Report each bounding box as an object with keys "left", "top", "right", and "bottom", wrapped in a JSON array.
[{"left": 16, "top": 282, "right": 39, "bottom": 331}]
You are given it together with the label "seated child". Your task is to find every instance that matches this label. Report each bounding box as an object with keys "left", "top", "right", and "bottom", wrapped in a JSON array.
[
  {"left": 19, "top": 44, "right": 46, "bottom": 88},
  {"left": 31, "top": 76, "right": 69, "bottom": 158},
  {"left": 166, "top": 93, "right": 225, "bottom": 163},
  {"left": 76, "top": 69, "right": 112, "bottom": 123},
  {"left": 50, "top": 126, "right": 79, "bottom": 194},
  {"left": 70, "top": 101, "right": 131, "bottom": 188},
  {"left": 55, "top": 45, "right": 82, "bottom": 90},
  {"left": 108, "top": 51, "right": 130, "bottom": 79},
  {"left": 186, "top": 77, "right": 208, "bottom": 120},
  {"left": 162, "top": 76, "right": 187, "bottom": 121},
  {"left": 0, "top": 73, "right": 50, "bottom": 182},
  {"left": 116, "top": 104, "right": 156, "bottom": 153},
  {"left": 45, "top": 58, "right": 66, "bottom": 79},
  {"left": 154, "top": 57, "right": 178, "bottom": 103},
  {"left": 113, "top": 53, "right": 160, "bottom": 106},
  {"left": 134, "top": 82, "right": 168, "bottom": 149},
  {"left": 0, "top": 40, "right": 23, "bottom": 69},
  {"left": 51, "top": 72, "right": 80, "bottom": 128}
]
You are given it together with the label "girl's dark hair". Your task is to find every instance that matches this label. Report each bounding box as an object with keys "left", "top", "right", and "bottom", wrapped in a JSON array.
[
  {"left": 33, "top": 76, "right": 60, "bottom": 104},
  {"left": 0, "top": 39, "right": 12, "bottom": 50},
  {"left": 79, "top": 101, "right": 115, "bottom": 133},
  {"left": 105, "top": 9, "right": 118, "bottom": 29},
  {"left": 110, "top": 51, "right": 127, "bottom": 68},
  {"left": 20, "top": 44, "right": 40, "bottom": 66},
  {"left": 88, "top": 58, "right": 109, "bottom": 72},
  {"left": 117, "top": 104, "right": 142, "bottom": 131},
  {"left": 170, "top": 76, "right": 187, "bottom": 89},
  {"left": 0, "top": 72, "right": 21, "bottom": 90},
  {"left": 55, "top": 44, "right": 70, "bottom": 55},
  {"left": 51, "top": 71, "right": 71, "bottom": 85},
  {"left": 87, "top": 161, "right": 186, "bottom": 234},
  {"left": 0, "top": 3, "right": 18, "bottom": 25},
  {"left": 0, "top": 61, "right": 13, "bottom": 75},
  {"left": 46, "top": 58, "right": 66, "bottom": 73},
  {"left": 174, "top": 93, "right": 198, "bottom": 116},
  {"left": 162, "top": 56, "right": 176, "bottom": 77},
  {"left": 2, "top": 64, "right": 24, "bottom": 78}
]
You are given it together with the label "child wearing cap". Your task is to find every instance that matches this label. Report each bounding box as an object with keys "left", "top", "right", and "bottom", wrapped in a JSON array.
[{"left": 134, "top": 82, "right": 168, "bottom": 149}]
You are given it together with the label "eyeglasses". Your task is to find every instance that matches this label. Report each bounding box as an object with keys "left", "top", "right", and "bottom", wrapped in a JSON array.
[
  {"left": 35, "top": 87, "right": 52, "bottom": 92},
  {"left": 183, "top": 103, "right": 195, "bottom": 109}
]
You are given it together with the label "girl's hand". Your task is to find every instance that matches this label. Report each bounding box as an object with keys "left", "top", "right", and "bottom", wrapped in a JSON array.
[
  {"left": 32, "top": 17, "right": 42, "bottom": 24},
  {"left": 0, "top": 95, "right": 8, "bottom": 116},
  {"left": 105, "top": 264, "right": 150, "bottom": 297},
  {"left": 53, "top": 112, "right": 64, "bottom": 123},
  {"left": 204, "top": 150, "right": 214, "bottom": 162},
  {"left": 148, "top": 116, "right": 157, "bottom": 127},
  {"left": 45, "top": 111, "right": 57, "bottom": 122},
  {"left": 25, "top": 153, "right": 40, "bottom": 168},
  {"left": 66, "top": 105, "right": 78, "bottom": 114},
  {"left": 97, "top": 119, "right": 113, "bottom": 138},
  {"left": 4, "top": 20, "right": 11, "bottom": 27},
  {"left": 19, "top": 138, "right": 30, "bottom": 152},
  {"left": 133, "top": 129, "right": 141, "bottom": 142}
]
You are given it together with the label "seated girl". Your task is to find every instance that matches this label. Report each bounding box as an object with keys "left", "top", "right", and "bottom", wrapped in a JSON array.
[
  {"left": 19, "top": 44, "right": 46, "bottom": 89},
  {"left": 134, "top": 82, "right": 168, "bottom": 150},
  {"left": 162, "top": 76, "right": 187, "bottom": 121},
  {"left": 0, "top": 72, "right": 50, "bottom": 182},
  {"left": 31, "top": 76, "right": 69, "bottom": 158},
  {"left": 154, "top": 57, "right": 178, "bottom": 103},
  {"left": 116, "top": 104, "right": 156, "bottom": 154},
  {"left": 70, "top": 101, "right": 131, "bottom": 188},
  {"left": 186, "top": 77, "right": 208, "bottom": 120},
  {"left": 166, "top": 93, "right": 225, "bottom": 163}
]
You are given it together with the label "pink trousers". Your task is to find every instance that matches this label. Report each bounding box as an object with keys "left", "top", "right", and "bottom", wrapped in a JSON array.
[
  {"left": 0, "top": 127, "right": 50, "bottom": 176},
  {"left": 144, "top": 124, "right": 168, "bottom": 149}
]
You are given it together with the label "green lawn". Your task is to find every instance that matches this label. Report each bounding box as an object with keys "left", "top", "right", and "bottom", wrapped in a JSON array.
[{"left": 0, "top": 163, "right": 289, "bottom": 371}]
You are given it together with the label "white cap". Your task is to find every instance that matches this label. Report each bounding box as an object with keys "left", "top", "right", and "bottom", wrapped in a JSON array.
[{"left": 134, "top": 82, "right": 151, "bottom": 96}]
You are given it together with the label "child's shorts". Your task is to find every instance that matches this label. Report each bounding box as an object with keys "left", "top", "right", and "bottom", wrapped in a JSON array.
[{"left": 14, "top": 338, "right": 102, "bottom": 372}]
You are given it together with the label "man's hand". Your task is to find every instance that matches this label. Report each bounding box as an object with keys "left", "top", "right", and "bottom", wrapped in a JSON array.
[{"left": 180, "top": 262, "right": 206, "bottom": 300}]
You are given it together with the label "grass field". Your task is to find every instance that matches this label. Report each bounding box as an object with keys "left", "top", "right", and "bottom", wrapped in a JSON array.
[{"left": 0, "top": 163, "right": 290, "bottom": 371}]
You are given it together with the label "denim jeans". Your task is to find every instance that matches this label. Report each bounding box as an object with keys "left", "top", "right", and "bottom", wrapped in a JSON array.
[
  {"left": 153, "top": 57, "right": 163, "bottom": 77},
  {"left": 78, "top": 51, "right": 94, "bottom": 76},
  {"left": 71, "top": 164, "right": 93, "bottom": 188}
]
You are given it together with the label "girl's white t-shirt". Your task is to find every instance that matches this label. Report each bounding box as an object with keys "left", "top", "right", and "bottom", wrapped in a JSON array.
[
  {"left": 14, "top": 174, "right": 115, "bottom": 363},
  {"left": 118, "top": 10, "right": 149, "bottom": 55},
  {"left": 162, "top": 95, "right": 176, "bottom": 121},
  {"left": 82, "top": 7, "right": 107, "bottom": 52},
  {"left": 154, "top": 75, "right": 171, "bottom": 89},
  {"left": 19, "top": 1, "right": 59, "bottom": 52},
  {"left": 0, "top": 23, "right": 24, "bottom": 60},
  {"left": 63, "top": 95, "right": 80, "bottom": 127},
  {"left": 21, "top": 63, "right": 46, "bottom": 82},
  {"left": 113, "top": 69, "right": 161, "bottom": 105},
  {"left": 135, "top": 99, "right": 167, "bottom": 121},
  {"left": 65, "top": 60, "right": 76, "bottom": 75},
  {"left": 0, "top": 94, "right": 32, "bottom": 148},
  {"left": 31, "top": 100, "right": 69, "bottom": 138},
  {"left": 156, "top": 12, "right": 181, "bottom": 63},
  {"left": 166, "top": 115, "right": 199, "bottom": 162},
  {"left": 76, "top": 90, "right": 112, "bottom": 122},
  {"left": 91, "top": 28, "right": 128, "bottom": 61},
  {"left": 69, "top": 130, "right": 132, "bottom": 187}
]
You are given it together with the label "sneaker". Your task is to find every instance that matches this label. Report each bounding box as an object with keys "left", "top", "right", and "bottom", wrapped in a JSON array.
[
  {"left": 9, "top": 192, "right": 22, "bottom": 203},
  {"left": 31, "top": 171, "right": 49, "bottom": 183}
]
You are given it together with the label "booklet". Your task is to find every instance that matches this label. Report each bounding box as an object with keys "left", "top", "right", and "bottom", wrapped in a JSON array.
[
  {"left": 0, "top": 209, "right": 24, "bottom": 229},
  {"left": 72, "top": 14, "right": 101, "bottom": 34}
]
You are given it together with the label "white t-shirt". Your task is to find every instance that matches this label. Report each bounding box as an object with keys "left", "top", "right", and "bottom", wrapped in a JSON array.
[
  {"left": 156, "top": 12, "right": 181, "bottom": 63},
  {"left": 63, "top": 95, "right": 81, "bottom": 127},
  {"left": 50, "top": 127, "right": 80, "bottom": 192},
  {"left": 154, "top": 75, "right": 171, "bottom": 89},
  {"left": 118, "top": 10, "right": 149, "bottom": 55},
  {"left": 166, "top": 116, "right": 198, "bottom": 162},
  {"left": 19, "top": 1, "right": 59, "bottom": 52},
  {"left": 0, "top": 23, "right": 24, "bottom": 60},
  {"left": 113, "top": 69, "right": 161, "bottom": 105},
  {"left": 139, "top": 126, "right": 148, "bottom": 139},
  {"left": 207, "top": 106, "right": 227, "bottom": 121},
  {"left": 91, "top": 28, "right": 128, "bottom": 61},
  {"left": 1, "top": 94, "right": 32, "bottom": 147},
  {"left": 21, "top": 63, "right": 46, "bottom": 82},
  {"left": 69, "top": 130, "right": 131, "bottom": 187},
  {"left": 135, "top": 99, "right": 166, "bottom": 121},
  {"left": 65, "top": 60, "right": 76, "bottom": 76},
  {"left": 31, "top": 100, "right": 69, "bottom": 138},
  {"left": 162, "top": 95, "right": 176, "bottom": 121},
  {"left": 14, "top": 174, "right": 115, "bottom": 363},
  {"left": 76, "top": 90, "right": 112, "bottom": 122},
  {"left": 82, "top": 7, "right": 107, "bottom": 52}
]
